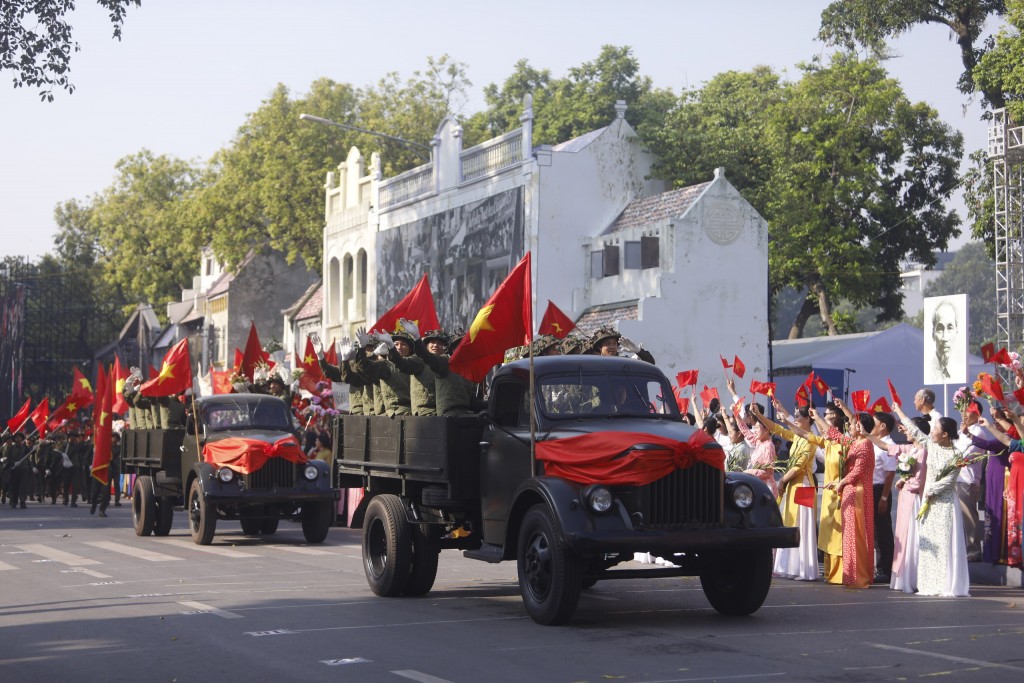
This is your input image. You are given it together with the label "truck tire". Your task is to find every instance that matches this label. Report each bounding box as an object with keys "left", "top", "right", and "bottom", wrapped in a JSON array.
[
  {"left": 132, "top": 476, "right": 156, "bottom": 537},
  {"left": 362, "top": 495, "right": 413, "bottom": 597},
  {"left": 260, "top": 518, "right": 279, "bottom": 535},
  {"left": 517, "top": 504, "right": 582, "bottom": 625},
  {"left": 699, "top": 548, "right": 773, "bottom": 616},
  {"left": 403, "top": 523, "right": 440, "bottom": 597},
  {"left": 188, "top": 478, "right": 217, "bottom": 545},
  {"left": 154, "top": 496, "right": 174, "bottom": 536},
  {"left": 240, "top": 517, "right": 262, "bottom": 536},
  {"left": 301, "top": 502, "right": 332, "bottom": 543}
]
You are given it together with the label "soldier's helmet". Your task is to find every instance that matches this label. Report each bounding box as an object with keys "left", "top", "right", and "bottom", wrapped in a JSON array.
[
  {"left": 447, "top": 328, "right": 467, "bottom": 354},
  {"left": 422, "top": 329, "right": 450, "bottom": 346},
  {"left": 585, "top": 326, "right": 621, "bottom": 355},
  {"left": 559, "top": 332, "right": 587, "bottom": 355},
  {"left": 530, "top": 334, "right": 561, "bottom": 357}
]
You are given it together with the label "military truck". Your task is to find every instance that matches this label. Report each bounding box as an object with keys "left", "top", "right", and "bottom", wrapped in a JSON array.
[
  {"left": 122, "top": 393, "right": 338, "bottom": 545},
  {"left": 335, "top": 356, "right": 797, "bottom": 625}
]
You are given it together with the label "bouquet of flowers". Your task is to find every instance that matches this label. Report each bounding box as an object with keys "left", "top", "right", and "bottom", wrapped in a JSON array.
[
  {"left": 953, "top": 385, "right": 975, "bottom": 414},
  {"left": 227, "top": 369, "right": 249, "bottom": 393},
  {"left": 895, "top": 450, "right": 918, "bottom": 482},
  {"left": 262, "top": 339, "right": 284, "bottom": 355},
  {"left": 918, "top": 449, "right": 993, "bottom": 520},
  {"left": 725, "top": 450, "right": 747, "bottom": 472}
]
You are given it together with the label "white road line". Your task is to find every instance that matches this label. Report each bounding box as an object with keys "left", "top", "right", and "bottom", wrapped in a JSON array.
[
  {"left": 177, "top": 600, "right": 243, "bottom": 619},
  {"left": 642, "top": 674, "right": 786, "bottom": 683},
  {"left": 84, "top": 541, "right": 183, "bottom": 563},
  {"left": 392, "top": 670, "right": 456, "bottom": 683},
  {"left": 0, "top": 560, "right": 15, "bottom": 571},
  {"left": 267, "top": 545, "right": 335, "bottom": 556},
  {"left": 865, "top": 642, "right": 1024, "bottom": 672},
  {"left": 155, "top": 539, "right": 261, "bottom": 558},
  {"left": 15, "top": 544, "right": 101, "bottom": 566}
]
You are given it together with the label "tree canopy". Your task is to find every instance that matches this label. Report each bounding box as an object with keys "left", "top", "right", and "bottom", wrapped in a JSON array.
[{"left": 1, "top": 0, "right": 140, "bottom": 101}]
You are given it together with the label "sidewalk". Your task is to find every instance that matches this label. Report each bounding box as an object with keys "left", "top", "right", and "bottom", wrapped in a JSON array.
[{"left": 969, "top": 560, "right": 1022, "bottom": 587}]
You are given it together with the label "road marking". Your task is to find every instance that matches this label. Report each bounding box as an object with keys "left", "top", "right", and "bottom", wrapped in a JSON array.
[
  {"left": 155, "top": 539, "right": 261, "bottom": 558},
  {"left": 267, "top": 545, "right": 335, "bottom": 556},
  {"left": 15, "top": 544, "right": 101, "bottom": 566},
  {"left": 865, "top": 642, "right": 1024, "bottom": 672},
  {"left": 245, "top": 629, "right": 296, "bottom": 636},
  {"left": 320, "top": 658, "right": 371, "bottom": 666},
  {"left": 84, "top": 541, "right": 183, "bottom": 562},
  {"left": 0, "top": 560, "right": 15, "bottom": 571},
  {"left": 177, "top": 600, "right": 243, "bottom": 619},
  {"left": 59, "top": 568, "right": 112, "bottom": 578},
  {"left": 392, "top": 670, "right": 456, "bottom": 683}
]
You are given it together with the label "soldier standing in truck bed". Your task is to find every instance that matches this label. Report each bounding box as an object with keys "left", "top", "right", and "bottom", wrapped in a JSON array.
[
  {"left": 385, "top": 323, "right": 438, "bottom": 417},
  {"left": 401, "top": 319, "right": 484, "bottom": 417},
  {"left": 314, "top": 334, "right": 374, "bottom": 415},
  {"left": 354, "top": 328, "right": 412, "bottom": 418}
]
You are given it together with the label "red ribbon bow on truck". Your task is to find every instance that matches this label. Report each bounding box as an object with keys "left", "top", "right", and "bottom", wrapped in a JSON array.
[{"left": 202, "top": 435, "right": 308, "bottom": 475}]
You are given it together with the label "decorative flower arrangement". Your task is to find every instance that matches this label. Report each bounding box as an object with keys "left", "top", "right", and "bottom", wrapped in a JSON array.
[
  {"left": 262, "top": 339, "right": 284, "bottom": 355},
  {"left": 895, "top": 451, "right": 918, "bottom": 482},
  {"left": 953, "top": 386, "right": 974, "bottom": 414},
  {"left": 918, "top": 449, "right": 993, "bottom": 520}
]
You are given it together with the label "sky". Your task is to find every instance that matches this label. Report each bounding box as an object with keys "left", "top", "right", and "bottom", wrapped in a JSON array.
[{"left": 0, "top": 0, "right": 996, "bottom": 260}]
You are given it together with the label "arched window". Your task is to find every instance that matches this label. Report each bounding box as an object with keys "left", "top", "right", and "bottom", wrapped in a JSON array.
[
  {"left": 357, "top": 249, "right": 368, "bottom": 318},
  {"left": 343, "top": 254, "right": 354, "bottom": 320},
  {"left": 328, "top": 257, "right": 340, "bottom": 324}
]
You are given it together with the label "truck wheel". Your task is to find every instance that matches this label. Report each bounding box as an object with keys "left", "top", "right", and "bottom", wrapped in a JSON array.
[
  {"left": 260, "top": 518, "right": 279, "bottom": 535},
  {"left": 403, "top": 523, "right": 440, "bottom": 597},
  {"left": 699, "top": 548, "right": 773, "bottom": 616},
  {"left": 154, "top": 496, "right": 174, "bottom": 536},
  {"left": 132, "top": 476, "right": 156, "bottom": 537},
  {"left": 302, "top": 502, "right": 332, "bottom": 543},
  {"left": 240, "top": 518, "right": 262, "bottom": 536},
  {"left": 188, "top": 478, "right": 217, "bottom": 545},
  {"left": 517, "top": 504, "right": 582, "bottom": 625},
  {"left": 362, "top": 495, "right": 412, "bottom": 597}
]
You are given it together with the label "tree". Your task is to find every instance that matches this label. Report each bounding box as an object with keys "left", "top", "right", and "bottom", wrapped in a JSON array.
[
  {"left": 818, "top": 0, "right": 1007, "bottom": 109},
  {"left": 1, "top": 0, "right": 140, "bottom": 101},
  {"left": 973, "top": 0, "right": 1024, "bottom": 123},
  {"left": 921, "top": 241, "right": 997, "bottom": 352},
  {"left": 650, "top": 55, "right": 963, "bottom": 338}
]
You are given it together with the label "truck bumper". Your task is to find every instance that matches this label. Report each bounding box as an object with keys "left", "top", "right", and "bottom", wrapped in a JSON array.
[
  {"left": 204, "top": 490, "right": 340, "bottom": 505},
  {"left": 564, "top": 525, "right": 799, "bottom": 555}
]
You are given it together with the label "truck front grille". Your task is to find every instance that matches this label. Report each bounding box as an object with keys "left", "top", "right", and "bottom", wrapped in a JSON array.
[
  {"left": 244, "top": 457, "right": 295, "bottom": 489},
  {"left": 642, "top": 463, "right": 723, "bottom": 529}
]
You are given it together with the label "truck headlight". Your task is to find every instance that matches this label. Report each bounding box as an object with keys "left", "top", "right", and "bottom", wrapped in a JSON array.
[
  {"left": 217, "top": 467, "right": 235, "bottom": 483},
  {"left": 731, "top": 483, "right": 754, "bottom": 509},
  {"left": 304, "top": 464, "right": 319, "bottom": 481},
  {"left": 585, "top": 486, "right": 613, "bottom": 513}
]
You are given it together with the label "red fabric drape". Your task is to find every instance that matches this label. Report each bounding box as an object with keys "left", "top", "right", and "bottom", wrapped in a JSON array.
[
  {"left": 535, "top": 430, "right": 724, "bottom": 486},
  {"left": 203, "top": 436, "right": 308, "bottom": 475}
]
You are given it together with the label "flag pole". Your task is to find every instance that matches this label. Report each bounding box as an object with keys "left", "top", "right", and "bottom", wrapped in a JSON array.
[{"left": 528, "top": 252, "right": 537, "bottom": 475}]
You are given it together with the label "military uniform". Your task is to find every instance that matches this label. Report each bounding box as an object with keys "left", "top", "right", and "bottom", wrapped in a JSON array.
[
  {"left": 415, "top": 341, "right": 483, "bottom": 417},
  {"left": 388, "top": 333, "right": 437, "bottom": 417},
  {"left": 355, "top": 354, "right": 411, "bottom": 417},
  {"left": 5, "top": 435, "right": 31, "bottom": 508}
]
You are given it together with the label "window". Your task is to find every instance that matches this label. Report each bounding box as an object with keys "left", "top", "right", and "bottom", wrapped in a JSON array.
[
  {"left": 590, "top": 250, "right": 604, "bottom": 279},
  {"left": 624, "top": 241, "right": 641, "bottom": 269},
  {"left": 493, "top": 382, "right": 529, "bottom": 428},
  {"left": 591, "top": 245, "right": 621, "bottom": 279},
  {"left": 641, "top": 235, "right": 659, "bottom": 269}
]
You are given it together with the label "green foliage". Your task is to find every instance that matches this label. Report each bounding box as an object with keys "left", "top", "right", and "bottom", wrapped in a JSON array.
[
  {"left": 0, "top": 0, "right": 140, "bottom": 101},
  {"left": 973, "top": 0, "right": 1024, "bottom": 122},
  {"left": 818, "top": 0, "right": 1007, "bottom": 108},
  {"left": 962, "top": 149, "right": 996, "bottom": 254},
  {"left": 922, "top": 241, "right": 997, "bottom": 353}
]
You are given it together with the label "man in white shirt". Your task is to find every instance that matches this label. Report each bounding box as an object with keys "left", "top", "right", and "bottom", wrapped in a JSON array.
[
  {"left": 871, "top": 411, "right": 898, "bottom": 582},
  {"left": 914, "top": 388, "right": 943, "bottom": 422},
  {"left": 955, "top": 399, "right": 986, "bottom": 562}
]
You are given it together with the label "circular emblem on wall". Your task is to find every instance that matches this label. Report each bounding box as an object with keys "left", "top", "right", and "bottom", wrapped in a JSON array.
[{"left": 703, "top": 199, "right": 742, "bottom": 245}]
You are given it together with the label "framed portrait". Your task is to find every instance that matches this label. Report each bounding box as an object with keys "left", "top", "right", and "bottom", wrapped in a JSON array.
[{"left": 922, "top": 293, "right": 968, "bottom": 385}]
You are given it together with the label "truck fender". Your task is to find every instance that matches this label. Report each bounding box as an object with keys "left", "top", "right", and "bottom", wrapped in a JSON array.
[
  {"left": 724, "top": 472, "right": 785, "bottom": 529},
  {"left": 501, "top": 476, "right": 632, "bottom": 561},
  {"left": 305, "top": 458, "right": 332, "bottom": 489},
  {"left": 187, "top": 462, "right": 217, "bottom": 499}
]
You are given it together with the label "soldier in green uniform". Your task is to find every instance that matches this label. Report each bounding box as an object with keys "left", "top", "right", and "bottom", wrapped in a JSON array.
[
  {"left": 314, "top": 334, "right": 373, "bottom": 415},
  {"left": 383, "top": 323, "right": 438, "bottom": 417},
  {"left": 402, "top": 320, "right": 484, "bottom": 417},
  {"left": 353, "top": 328, "right": 412, "bottom": 417}
]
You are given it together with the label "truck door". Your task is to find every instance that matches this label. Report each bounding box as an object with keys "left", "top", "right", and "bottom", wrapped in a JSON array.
[{"left": 480, "top": 378, "right": 532, "bottom": 545}]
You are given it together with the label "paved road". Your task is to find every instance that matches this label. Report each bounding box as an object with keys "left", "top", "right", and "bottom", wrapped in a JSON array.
[{"left": 2, "top": 503, "right": 1023, "bottom": 683}]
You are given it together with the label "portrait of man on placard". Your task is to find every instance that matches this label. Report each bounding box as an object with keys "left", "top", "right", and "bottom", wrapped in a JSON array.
[{"left": 923, "top": 294, "right": 968, "bottom": 385}]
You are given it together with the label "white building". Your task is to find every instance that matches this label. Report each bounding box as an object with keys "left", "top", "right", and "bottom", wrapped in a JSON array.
[{"left": 319, "top": 97, "right": 770, "bottom": 387}]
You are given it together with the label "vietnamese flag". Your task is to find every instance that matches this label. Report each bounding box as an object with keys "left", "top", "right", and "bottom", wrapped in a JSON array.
[
  {"left": 1013, "top": 387, "right": 1024, "bottom": 406},
  {"left": 887, "top": 379, "right": 902, "bottom": 407},
  {"left": 851, "top": 390, "right": 871, "bottom": 412},
  {"left": 28, "top": 399, "right": 49, "bottom": 436},
  {"left": 372, "top": 273, "right": 441, "bottom": 336},
  {"left": 233, "top": 348, "right": 244, "bottom": 372},
  {"left": 732, "top": 356, "right": 746, "bottom": 379},
  {"left": 140, "top": 338, "right": 192, "bottom": 397},
  {"left": 795, "top": 384, "right": 810, "bottom": 407},
  {"left": 749, "top": 379, "right": 776, "bottom": 397},
  {"left": 71, "top": 367, "right": 94, "bottom": 409},
  {"left": 991, "top": 347, "right": 1013, "bottom": 366},
  {"left": 111, "top": 355, "right": 129, "bottom": 414},
  {"left": 449, "top": 253, "right": 532, "bottom": 383},
  {"left": 48, "top": 396, "right": 83, "bottom": 433},
  {"left": 981, "top": 373, "right": 1005, "bottom": 402},
  {"left": 298, "top": 337, "right": 326, "bottom": 393},
  {"left": 981, "top": 342, "right": 996, "bottom": 362},
  {"left": 794, "top": 486, "right": 816, "bottom": 508},
  {"left": 538, "top": 300, "right": 575, "bottom": 339},
  {"left": 720, "top": 355, "right": 731, "bottom": 369},
  {"left": 699, "top": 386, "right": 720, "bottom": 407},
  {"left": 240, "top": 322, "right": 271, "bottom": 382},
  {"left": 672, "top": 386, "right": 690, "bottom": 415},
  {"left": 324, "top": 338, "right": 338, "bottom": 366},
  {"left": 212, "top": 370, "right": 233, "bottom": 395},
  {"left": 812, "top": 374, "right": 831, "bottom": 398},
  {"left": 676, "top": 370, "right": 699, "bottom": 387},
  {"left": 870, "top": 396, "right": 892, "bottom": 413},
  {"left": 6, "top": 397, "right": 31, "bottom": 433},
  {"left": 91, "top": 363, "right": 113, "bottom": 485}
]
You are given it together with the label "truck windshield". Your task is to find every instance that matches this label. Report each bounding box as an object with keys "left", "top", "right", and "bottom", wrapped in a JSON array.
[
  {"left": 202, "top": 399, "right": 292, "bottom": 432},
  {"left": 536, "top": 371, "right": 679, "bottom": 420}
]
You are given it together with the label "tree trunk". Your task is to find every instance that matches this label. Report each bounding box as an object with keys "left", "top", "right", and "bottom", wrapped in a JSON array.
[
  {"left": 788, "top": 296, "right": 817, "bottom": 339},
  {"left": 811, "top": 280, "right": 838, "bottom": 336}
]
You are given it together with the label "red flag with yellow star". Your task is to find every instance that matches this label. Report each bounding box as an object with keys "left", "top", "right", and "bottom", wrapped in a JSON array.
[
  {"left": 28, "top": 399, "right": 50, "bottom": 436},
  {"left": 91, "top": 363, "right": 113, "bottom": 485},
  {"left": 111, "top": 355, "right": 129, "bottom": 414},
  {"left": 372, "top": 273, "right": 440, "bottom": 336},
  {"left": 297, "top": 336, "right": 326, "bottom": 393},
  {"left": 140, "top": 339, "right": 192, "bottom": 397},
  {"left": 450, "top": 253, "right": 532, "bottom": 383},
  {"left": 538, "top": 300, "right": 575, "bottom": 339},
  {"left": 71, "top": 366, "right": 94, "bottom": 408}
]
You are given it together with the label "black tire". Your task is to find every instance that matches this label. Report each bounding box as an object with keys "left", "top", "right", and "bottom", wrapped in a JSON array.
[
  {"left": 240, "top": 517, "right": 262, "bottom": 536},
  {"left": 188, "top": 478, "right": 217, "bottom": 545},
  {"left": 260, "top": 517, "right": 279, "bottom": 535},
  {"left": 403, "top": 523, "right": 440, "bottom": 596},
  {"left": 153, "top": 496, "right": 174, "bottom": 536},
  {"left": 699, "top": 548, "right": 773, "bottom": 616},
  {"left": 302, "top": 501, "right": 333, "bottom": 543},
  {"left": 132, "top": 476, "right": 156, "bottom": 537},
  {"left": 362, "top": 495, "right": 413, "bottom": 597},
  {"left": 517, "top": 504, "right": 582, "bottom": 625}
]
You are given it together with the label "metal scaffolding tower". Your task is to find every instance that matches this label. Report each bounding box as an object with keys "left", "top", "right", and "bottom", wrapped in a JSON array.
[{"left": 988, "top": 108, "right": 1024, "bottom": 356}]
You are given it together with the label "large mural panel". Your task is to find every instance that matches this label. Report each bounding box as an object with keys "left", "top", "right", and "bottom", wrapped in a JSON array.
[{"left": 376, "top": 186, "right": 525, "bottom": 330}]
